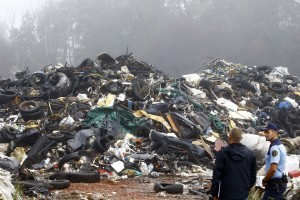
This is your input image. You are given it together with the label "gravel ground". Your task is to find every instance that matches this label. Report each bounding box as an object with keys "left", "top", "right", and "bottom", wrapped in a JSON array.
[{"left": 22, "top": 175, "right": 211, "bottom": 200}]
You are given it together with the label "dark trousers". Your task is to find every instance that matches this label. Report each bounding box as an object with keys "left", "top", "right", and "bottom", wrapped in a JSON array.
[{"left": 262, "top": 179, "right": 287, "bottom": 200}]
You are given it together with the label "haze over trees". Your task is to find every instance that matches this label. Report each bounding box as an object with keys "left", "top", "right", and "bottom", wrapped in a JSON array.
[{"left": 0, "top": 0, "right": 299, "bottom": 78}]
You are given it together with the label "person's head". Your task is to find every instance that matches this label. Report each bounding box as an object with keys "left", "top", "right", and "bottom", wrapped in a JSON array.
[
  {"left": 262, "top": 122, "right": 278, "bottom": 142},
  {"left": 228, "top": 127, "right": 242, "bottom": 144}
]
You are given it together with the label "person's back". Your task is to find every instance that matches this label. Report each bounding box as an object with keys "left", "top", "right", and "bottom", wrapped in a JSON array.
[{"left": 211, "top": 128, "right": 257, "bottom": 200}]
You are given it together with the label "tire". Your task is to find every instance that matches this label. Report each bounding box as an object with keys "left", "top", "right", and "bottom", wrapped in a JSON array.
[
  {"left": 4, "top": 126, "right": 19, "bottom": 135},
  {"left": 18, "top": 101, "right": 41, "bottom": 114},
  {"left": 20, "top": 108, "right": 44, "bottom": 121},
  {"left": 1, "top": 128, "right": 17, "bottom": 142},
  {"left": 154, "top": 182, "right": 183, "bottom": 194},
  {"left": 12, "top": 180, "right": 53, "bottom": 190},
  {"left": 0, "top": 90, "right": 17, "bottom": 105},
  {"left": 283, "top": 75, "right": 298, "bottom": 87},
  {"left": 48, "top": 72, "right": 70, "bottom": 90},
  {"left": 58, "top": 152, "right": 81, "bottom": 169},
  {"left": 268, "top": 82, "right": 286, "bottom": 94},
  {"left": 29, "top": 72, "right": 47, "bottom": 88},
  {"left": 45, "top": 179, "right": 70, "bottom": 190},
  {"left": 49, "top": 172, "right": 100, "bottom": 183},
  {"left": 93, "top": 137, "right": 109, "bottom": 153},
  {"left": 257, "top": 66, "right": 273, "bottom": 74},
  {"left": 47, "top": 132, "right": 65, "bottom": 143}
]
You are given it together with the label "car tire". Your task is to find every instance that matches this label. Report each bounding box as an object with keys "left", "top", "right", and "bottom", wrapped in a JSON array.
[
  {"left": 20, "top": 108, "right": 44, "bottom": 121},
  {"left": 257, "top": 66, "right": 273, "bottom": 74},
  {"left": 268, "top": 82, "right": 286, "bottom": 94},
  {"left": 29, "top": 72, "right": 47, "bottom": 88},
  {"left": 19, "top": 101, "right": 41, "bottom": 114},
  {"left": 283, "top": 75, "right": 298, "bottom": 87},
  {"left": 49, "top": 172, "right": 100, "bottom": 183},
  {"left": 45, "top": 179, "right": 70, "bottom": 190}
]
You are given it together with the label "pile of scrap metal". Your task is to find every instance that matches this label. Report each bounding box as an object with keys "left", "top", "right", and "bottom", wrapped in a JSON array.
[{"left": 0, "top": 53, "right": 299, "bottom": 199}]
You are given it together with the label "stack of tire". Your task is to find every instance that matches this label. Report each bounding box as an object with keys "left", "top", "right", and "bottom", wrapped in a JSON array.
[{"left": 19, "top": 100, "right": 44, "bottom": 121}]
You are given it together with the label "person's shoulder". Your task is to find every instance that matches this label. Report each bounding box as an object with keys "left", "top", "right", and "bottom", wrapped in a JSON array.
[
  {"left": 243, "top": 145, "right": 253, "bottom": 151},
  {"left": 278, "top": 144, "right": 287, "bottom": 153},
  {"left": 270, "top": 144, "right": 280, "bottom": 150}
]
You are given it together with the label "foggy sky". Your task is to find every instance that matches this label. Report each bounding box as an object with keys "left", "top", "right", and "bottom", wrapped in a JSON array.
[{"left": 0, "top": 0, "right": 299, "bottom": 78}]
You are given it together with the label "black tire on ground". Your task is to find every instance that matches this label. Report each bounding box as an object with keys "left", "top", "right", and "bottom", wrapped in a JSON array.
[
  {"left": 257, "top": 66, "right": 273, "bottom": 74},
  {"left": 49, "top": 172, "right": 100, "bottom": 183},
  {"left": 58, "top": 152, "right": 81, "bottom": 169},
  {"left": 18, "top": 101, "right": 41, "bottom": 114},
  {"left": 29, "top": 72, "right": 47, "bottom": 88},
  {"left": 283, "top": 75, "right": 298, "bottom": 87},
  {"left": 45, "top": 179, "right": 70, "bottom": 190},
  {"left": 0, "top": 90, "right": 17, "bottom": 105},
  {"left": 20, "top": 108, "right": 44, "bottom": 121},
  {"left": 4, "top": 126, "right": 19, "bottom": 135},
  {"left": 268, "top": 82, "right": 286, "bottom": 94},
  {"left": 93, "top": 137, "right": 109, "bottom": 153},
  {"left": 47, "top": 132, "right": 65, "bottom": 143},
  {"left": 12, "top": 180, "right": 53, "bottom": 190}
]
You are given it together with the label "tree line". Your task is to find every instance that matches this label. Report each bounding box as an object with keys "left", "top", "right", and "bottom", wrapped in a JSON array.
[{"left": 0, "top": 0, "right": 299, "bottom": 78}]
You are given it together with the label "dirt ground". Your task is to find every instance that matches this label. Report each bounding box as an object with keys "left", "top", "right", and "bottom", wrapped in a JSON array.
[{"left": 44, "top": 176, "right": 210, "bottom": 200}]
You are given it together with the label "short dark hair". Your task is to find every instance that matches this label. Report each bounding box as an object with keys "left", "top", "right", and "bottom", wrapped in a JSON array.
[{"left": 229, "top": 127, "right": 242, "bottom": 142}]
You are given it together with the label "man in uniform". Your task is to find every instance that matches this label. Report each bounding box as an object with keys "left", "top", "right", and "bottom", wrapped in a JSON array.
[{"left": 261, "top": 122, "right": 287, "bottom": 200}]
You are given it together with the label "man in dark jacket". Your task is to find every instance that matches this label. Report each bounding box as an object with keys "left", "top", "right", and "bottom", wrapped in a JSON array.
[{"left": 211, "top": 127, "right": 257, "bottom": 200}]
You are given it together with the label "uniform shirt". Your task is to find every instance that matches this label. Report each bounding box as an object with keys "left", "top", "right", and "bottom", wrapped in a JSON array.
[{"left": 265, "top": 138, "right": 287, "bottom": 179}]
